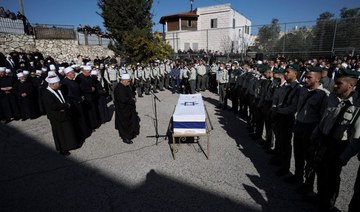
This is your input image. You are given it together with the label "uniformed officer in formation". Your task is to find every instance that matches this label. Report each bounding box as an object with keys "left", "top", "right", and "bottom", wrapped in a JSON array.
[
  {"left": 285, "top": 66, "right": 330, "bottom": 190},
  {"left": 150, "top": 62, "right": 160, "bottom": 93},
  {"left": 196, "top": 59, "right": 207, "bottom": 92},
  {"left": 143, "top": 64, "right": 152, "bottom": 95},
  {"left": 104, "top": 63, "right": 119, "bottom": 101},
  {"left": 312, "top": 68, "right": 360, "bottom": 212},
  {"left": 134, "top": 64, "right": 144, "bottom": 97},
  {"left": 273, "top": 64, "right": 302, "bottom": 176},
  {"left": 216, "top": 62, "right": 229, "bottom": 109}
]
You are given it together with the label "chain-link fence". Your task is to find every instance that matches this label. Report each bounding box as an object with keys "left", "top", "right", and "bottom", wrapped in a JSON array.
[
  {"left": 77, "top": 32, "right": 112, "bottom": 47},
  {"left": 168, "top": 17, "right": 360, "bottom": 60},
  {"left": 0, "top": 17, "right": 32, "bottom": 35}
]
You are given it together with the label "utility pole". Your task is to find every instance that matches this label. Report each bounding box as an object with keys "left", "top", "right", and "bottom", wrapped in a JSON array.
[
  {"left": 190, "top": 0, "right": 194, "bottom": 11},
  {"left": 19, "top": 0, "right": 25, "bottom": 15}
]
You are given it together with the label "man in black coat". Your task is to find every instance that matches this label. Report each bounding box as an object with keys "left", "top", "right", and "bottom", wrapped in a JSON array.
[
  {"left": 76, "top": 66, "right": 100, "bottom": 130},
  {"left": 114, "top": 73, "right": 140, "bottom": 144},
  {"left": 13, "top": 72, "right": 36, "bottom": 120},
  {"left": 42, "top": 75, "right": 82, "bottom": 155},
  {"left": 61, "top": 67, "right": 91, "bottom": 141},
  {"left": 0, "top": 67, "right": 20, "bottom": 122}
]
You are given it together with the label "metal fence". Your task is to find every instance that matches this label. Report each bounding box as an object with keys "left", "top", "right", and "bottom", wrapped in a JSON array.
[
  {"left": 0, "top": 17, "right": 27, "bottom": 34},
  {"left": 33, "top": 24, "right": 76, "bottom": 40},
  {"left": 0, "top": 18, "right": 112, "bottom": 47},
  {"left": 168, "top": 17, "right": 360, "bottom": 60},
  {"left": 77, "top": 32, "right": 112, "bottom": 47}
]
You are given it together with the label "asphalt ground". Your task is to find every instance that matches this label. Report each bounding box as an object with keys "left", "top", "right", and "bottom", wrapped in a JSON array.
[{"left": 0, "top": 89, "right": 358, "bottom": 212}]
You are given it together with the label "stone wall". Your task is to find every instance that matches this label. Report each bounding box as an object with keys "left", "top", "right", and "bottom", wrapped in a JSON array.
[{"left": 0, "top": 33, "right": 115, "bottom": 63}]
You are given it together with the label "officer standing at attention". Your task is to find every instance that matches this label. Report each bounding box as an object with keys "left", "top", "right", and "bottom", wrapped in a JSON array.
[
  {"left": 143, "top": 64, "right": 152, "bottom": 95},
  {"left": 216, "top": 62, "right": 229, "bottom": 109},
  {"left": 313, "top": 68, "right": 360, "bottom": 212},
  {"left": 150, "top": 62, "right": 160, "bottom": 93},
  {"left": 273, "top": 64, "right": 301, "bottom": 177},
  {"left": 284, "top": 66, "right": 329, "bottom": 190},
  {"left": 134, "top": 64, "right": 144, "bottom": 97},
  {"left": 196, "top": 59, "right": 207, "bottom": 92},
  {"left": 104, "top": 63, "right": 119, "bottom": 101}
]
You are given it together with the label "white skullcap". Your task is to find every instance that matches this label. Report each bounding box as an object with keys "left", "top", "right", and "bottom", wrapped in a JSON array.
[
  {"left": 257, "top": 60, "right": 263, "bottom": 65},
  {"left": 83, "top": 66, "right": 92, "bottom": 71},
  {"left": 5, "top": 69, "right": 11, "bottom": 73},
  {"left": 47, "top": 70, "right": 57, "bottom": 77},
  {"left": 41, "top": 67, "right": 48, "bottom": 72},
  {"left": 23, "top": 70, "right": 29, "bottom": 75},
  {"left": 59, "top": 66, "right": 65, "bottom": 70},
  {"left": 36, "top": 70, "right": 42, "bottom": 75},
  {"left": 341, "top": 63, "right": 348, "bottom": 69},
  {"left": 58, "top": 69, "right": 64, "bottom": 74},
  {"left": 17, "top": 72, "right": 24, "bottom": 78},
  {"left": 46, "top": 76, "right": 60, "bottom": 84},
  {"left": 49, "top": 64, "right": 56, "bottom": 70},
  {"left": 64, "top": 67, "right": 74, "bottom": 74},
  {"left": 0, "top": 67, "right": 5, "bottom": 72},
  {"left": 121, "top": 73, "right": 131, "bottom": 80}
]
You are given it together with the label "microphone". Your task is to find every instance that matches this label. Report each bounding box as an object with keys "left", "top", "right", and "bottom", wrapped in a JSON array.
[{"left": 150, "top": 90, "right": 161, "bottom": 102}]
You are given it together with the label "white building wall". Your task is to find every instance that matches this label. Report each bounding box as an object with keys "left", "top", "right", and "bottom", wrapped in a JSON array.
[{"left": 164, "top": 3, "right": 252, "bottom": 53}]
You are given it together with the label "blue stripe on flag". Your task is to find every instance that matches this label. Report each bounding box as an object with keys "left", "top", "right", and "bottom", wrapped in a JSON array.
[{"left": 173, "top": 122, "right": 206, "bottom": 129}]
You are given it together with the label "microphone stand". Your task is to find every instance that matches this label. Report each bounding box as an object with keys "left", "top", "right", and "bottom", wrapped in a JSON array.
[{"left": 146, "top": 90, "right": 166, "bottom": 145}]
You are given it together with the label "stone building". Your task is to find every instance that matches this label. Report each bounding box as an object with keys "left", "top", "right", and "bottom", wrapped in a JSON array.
[{"left": 159, "top": 3, "right": 252, "bottom": 54}]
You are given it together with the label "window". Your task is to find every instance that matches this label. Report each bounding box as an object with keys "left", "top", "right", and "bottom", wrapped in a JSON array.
[
  {"left": 184, "top": 43, "right": 190, "bottom": 51},
  {"left": 245, "top": 25, "right": 250, "bottom": 34},
  {"left": 192, "top": 43, "right": 198, "bottom": 51},
  {"left": 211, "top": 18, "right": 217, "bottom": 28},
  {"left": 233, "top": 19, "right": 235, "bottom": 29},
  {"left": 187, "top": 20, "right": 192, "bottom": 27}
]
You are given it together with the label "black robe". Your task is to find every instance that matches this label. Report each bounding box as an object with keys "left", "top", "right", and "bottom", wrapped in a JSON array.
[
  {"left": 29, "top": 75, "right": 45, "bottom": 116},
  {"left": 92, "top": 77, "right": 111, "bottom": 124},
  {"left": 76, "top": 73, "right": 100, "bottom": 129},
  {"left": 61, "top": 77, "right": 91, "bottom": 141},
  {"left": 0, "top": 76, "right": 20, "bottom": 121},
  {"left": 42, "top": 88, "right": 82, "bottom": 152},
  {"left": 13, "top": 80, "right": 36, "bottom": 120},
  {"left": 114, "top": 82, "right": 140, "bottom": 140}
]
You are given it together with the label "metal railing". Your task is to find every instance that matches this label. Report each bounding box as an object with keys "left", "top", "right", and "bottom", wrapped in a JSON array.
[
  {"left": 77, "top": 32, "right": 112, "bottom": 47},
  {"left": 166, "top": 17, "right": 360, "bottom": 60},
  {"left": 33, "top": 24, "right": 76, "bottom": 40},
  {"left": 0, "top": 17, "right": 27, "bottom": 34}
]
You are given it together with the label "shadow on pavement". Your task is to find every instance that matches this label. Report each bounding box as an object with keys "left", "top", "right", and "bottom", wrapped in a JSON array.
[
  {"left": 202, "top": 96, "right": 317, "bottom": 212},
  {"left": 0, "top": 122, "right": 256, "bottom": 211}
]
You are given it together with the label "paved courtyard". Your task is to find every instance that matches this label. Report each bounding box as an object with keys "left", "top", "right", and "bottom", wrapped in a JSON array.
[{"left": 0, "top": 90, "right": 358, "bottom": 211}]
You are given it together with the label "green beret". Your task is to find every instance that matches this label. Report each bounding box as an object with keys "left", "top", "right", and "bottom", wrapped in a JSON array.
[
  {"left": 338, "top": 68, "right": 360, "bottom": 79},
  {"left": 307, "top": 66, "right": 323, "bottom": 72},
  {"left": 286, "top": 64, "right": 300, "bottom": 72},
  {"left": 273, "top": 67, "right": 285, "bottom": 74},
  {"left": 258, "top": 64, "right": 271, "bottom": 73}
]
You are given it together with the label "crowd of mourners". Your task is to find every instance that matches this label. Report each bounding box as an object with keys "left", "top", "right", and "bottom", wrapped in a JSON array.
[
  {"left": 0, "top": 6, "right": 23, "bottom": 20},
  {"left": 1, "top": 48, "right": 360, "bottom": 211}
]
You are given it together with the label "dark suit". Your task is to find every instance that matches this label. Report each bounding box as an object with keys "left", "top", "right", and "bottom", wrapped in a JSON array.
[
  {"left": 76, "top": 73, "right": 100, "bottom": 129},
  {"left": 42, "top": 88, "right": 82, "bottom": 152},
  {"left": 61, "top": 77, "right": 92, "bottom": 141}
]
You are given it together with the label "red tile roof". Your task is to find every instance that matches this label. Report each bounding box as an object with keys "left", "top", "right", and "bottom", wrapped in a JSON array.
[{"left": 159, "top": 10, "right": 198, "bottom": 24}]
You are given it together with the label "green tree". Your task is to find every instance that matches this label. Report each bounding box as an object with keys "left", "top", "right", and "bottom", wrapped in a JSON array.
[
  {"left": 98, "top": 0, "right": 171, "bottom": 63},
  {"left": 334, "top": 8, "right": 360, "bottom": 52},
  {"left": 255, "top": 18, "right": 280, "bottom": 52},
  {"left": 274, "top": 26, "right": 314, "bottom": 53},
  {"left": 312, "top": 12, "right": 336, "bottom": 52}
]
